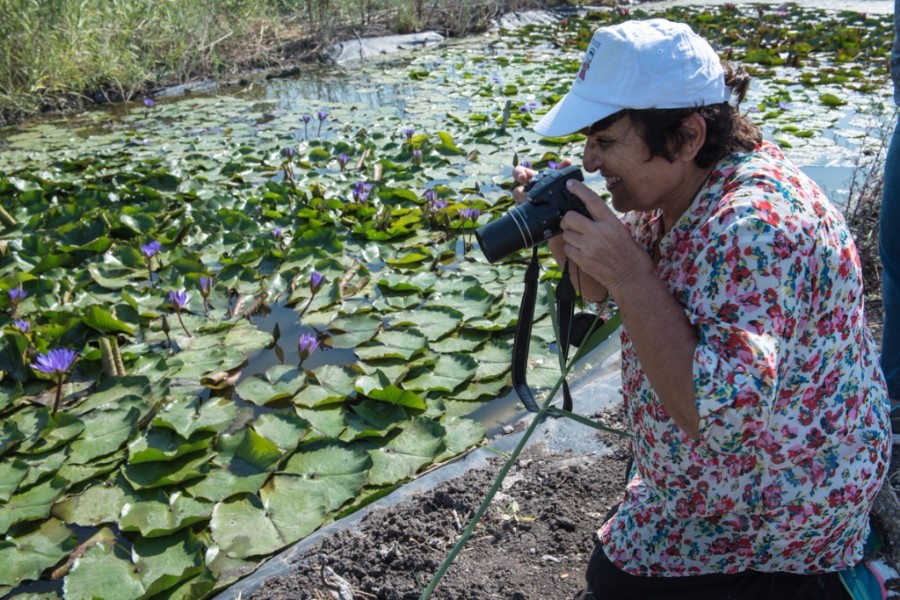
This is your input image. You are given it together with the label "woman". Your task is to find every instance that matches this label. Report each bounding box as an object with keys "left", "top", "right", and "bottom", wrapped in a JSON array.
[{"left": 513, "top": 18, "right": 890, "bottom": 599}]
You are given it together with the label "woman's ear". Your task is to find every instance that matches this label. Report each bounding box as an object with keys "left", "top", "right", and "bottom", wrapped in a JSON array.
[{"left": 678, "top": 112, "right": 708, "bottom": 162}]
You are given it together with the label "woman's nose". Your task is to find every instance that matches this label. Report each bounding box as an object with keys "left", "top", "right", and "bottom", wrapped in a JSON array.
[{"left": 582, "top": 143, "right": 601, "bottom": 173}]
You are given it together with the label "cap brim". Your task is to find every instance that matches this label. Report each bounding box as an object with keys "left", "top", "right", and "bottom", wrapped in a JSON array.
[{"left": 534, "top": 92, "right": 620, "bottom": 137}]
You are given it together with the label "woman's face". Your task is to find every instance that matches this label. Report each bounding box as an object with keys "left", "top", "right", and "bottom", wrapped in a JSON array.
[{"left": 581, "top": 115, "right": 694, "bottom": 216}]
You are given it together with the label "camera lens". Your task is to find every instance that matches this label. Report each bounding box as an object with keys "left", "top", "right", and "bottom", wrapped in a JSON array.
[{"left": 475, "top": 204, "right": 536, "bottom": 263}]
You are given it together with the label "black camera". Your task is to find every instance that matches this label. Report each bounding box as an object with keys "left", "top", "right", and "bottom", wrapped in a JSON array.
[{"left": 475, "top": 165, "right": 588, "bottom": 263}]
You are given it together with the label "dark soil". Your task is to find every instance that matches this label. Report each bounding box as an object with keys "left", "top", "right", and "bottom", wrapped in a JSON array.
[{"left": 246, "top": 409, "right": 632, "bottom": 600}]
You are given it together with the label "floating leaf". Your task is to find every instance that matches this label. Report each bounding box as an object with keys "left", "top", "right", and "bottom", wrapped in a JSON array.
[
  {"left": 82, "top": 305, "right": 135, "bottom": 335},
  {"left": 127, "top": 427, "right": 215, "bottom": 464},
  {"left": 819, "top": 92, "right": 848, "bottom": 106},
  {"left": 67, "top": 405, "right": 141, "bottom": 465},
  {"left": 121, "top": 449, "right": 214, "bottom": 490},
  {"left": 355, "top": 329, "right": 427, "bottom": 361},
  {"left": 0, "top": 458, "right": 28, "bottom": 502},
  {"left": 235, "top": 365, "right": 307, "bottom": 406},
  {"left": 0, "top": 518, "right": 74, "bottom": 592},
  {"left": 294, "top": 365, "right": 358, "bottom": 408},
  {"left": 185, "top": 428, "right": 283, "bottom": 502},
  {"left": 0, "top": 476, "right": 67, "bottom": 535},
  {"left": 62, "top": 528, "right": 145, "bottom": 600},
  {"left": 209, "top": 489, "right": 327, "bottom": 560},
  {"left": 367, "top": 417, "right": 445, "bottom": 486},
  {"left": 251, "top": 410, "right": 309, "bottom": 453},
  {"left": 52, "top": 483, "right": 127, "bottom": 527},
  {"left": 279, "top": 442, "right": 370, "bottom": 510},
  {"left": 403, "top": 353, "right": 478, "bottom": 393},
  {"left": 131, "top": 530, "right": 205, "bottom": 597},
  {"left": 118, "top": 488, "right": 213, "bottom": 537}
]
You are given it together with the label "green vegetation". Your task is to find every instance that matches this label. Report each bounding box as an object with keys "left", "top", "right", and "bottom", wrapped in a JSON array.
[
  {"left": 0, "top": 0, "right": 551, "bottom": 125},
  {"left": 0, "top": 3, "right": 892, "bottom": 598}
]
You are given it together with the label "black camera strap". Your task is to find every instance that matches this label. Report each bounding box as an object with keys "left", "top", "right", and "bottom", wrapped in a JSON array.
[
  {"left": 511, "top": 248, "right": 576, "bottom": 413},
  {"left": 511, "top": 247, "right": 542, "bottom": 412}
]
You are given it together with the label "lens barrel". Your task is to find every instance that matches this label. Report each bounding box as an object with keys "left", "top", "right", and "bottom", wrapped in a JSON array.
[{"left": 475, "top": 200, "right": 565, "bottom": 263}]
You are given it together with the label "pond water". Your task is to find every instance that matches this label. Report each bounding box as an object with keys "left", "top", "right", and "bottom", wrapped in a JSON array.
[{"left": 0, "top": 3, "right": 895, "bottom": 597}]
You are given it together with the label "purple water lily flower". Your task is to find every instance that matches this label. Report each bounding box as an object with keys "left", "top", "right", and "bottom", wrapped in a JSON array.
[
  {"left": 298, "top": 333, "right": 320, "bottom": 364},
  {"left": 13, "top": 319, "right": 29, "bottom": 333},
  {"left": 337, "top": 153, "right": 350, "bottom": 170},
  {"left": 301, "top": 113, "right": 311, "bottom": 139},
  {"left": 141, "top": 240, "right": 162, "bottom": 258},
  {"left": 283, "top": 147, "right": 296, "bottom": 159},
  {"left": 143, "top": 97, "right": 156, "bottom": 108},
  {"left": 199, "top": 276, "right": 213, "bottom": 298},
  {"left": 412, "top": 148, "right": 423, "bottom": 166},
  {"left": 352, "top": 181, "right": 373, "bottom": 204},
  {"left": 8, "top": 288, "right": 26, "bottom": 302},
  {"left": 316, "top": 110, "right": 329, "bottom": 136},
  {"left": 272, "top": 227, "right": 283, "bottom": 240},
  {"left": 199, "top": 276, "right": 214, "bottom": 315},
  {"left": 459, "top": 208, "right": 481, "bottom": 223},
  {"left": 310, "top": 271, "right": 325, "bottom": 294},
  {"left": 168, "top": 291, "right": 192, "bottom": 337},
  {"left": 168, "top": 290, "right": 189, "bottom": 309},
  {"left": 520, "top": 161, "right": 532, "bottom": 169},
  {"left": 32, "top": 348, "right": 78, "bottom": 413},
  {"left": 402, "top": 127, "right": 415, "bottom": 142},
  {"left": 32, "top": 348, "right": 77, "bottom": 375},
  {"left": 425, "top": 189, "right": 447, "bottom": 223}
]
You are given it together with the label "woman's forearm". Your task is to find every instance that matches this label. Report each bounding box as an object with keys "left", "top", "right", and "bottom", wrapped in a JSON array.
[{"left": 610, "top": 272, "right": 701, "bottom": 438}]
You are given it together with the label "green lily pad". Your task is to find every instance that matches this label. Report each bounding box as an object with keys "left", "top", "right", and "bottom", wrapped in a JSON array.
[
  {"left": 118, "top": 488, "right": 213, "bottom": 537},
  {"left": 0, "top": 476, "right": 67, "bottom": 535},
  {"left": 279, "top": 442, "right": 370, "bottom": 510},
  {"left": 0, "top": 458, "right": 29, "bottom": 502},
  {"left": 235, "top": 365, "right": 307, "bottom": 406},
  {"left": 0, "top": 518, "right": 74, "bottom": 591},
  {"left": 209, "top": 488, "right": 327, "bottom": 560},
  {"left": 121, "top": 449, "right": 214, "bottom": 490},
  {"left": 67, "top": 405, "right": 141, "bottom": 465},
  {"left": 402, "top": 353, "right": 477, "bottom": 392},
  {"left": 368, "top": 416, "right": 446, "bottom": 486},
  {"left": 184, "top": 427, "right": 283, "bottom": 502},
  {"left": 355, "top": 371, "right": 426, "bottom": 410},
  {"left": 52, "top": 482, "right": 127, "bottom": 527}
]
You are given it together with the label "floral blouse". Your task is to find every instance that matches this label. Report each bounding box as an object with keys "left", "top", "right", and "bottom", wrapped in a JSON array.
[{"left": 598, "top": 142, "right": 891, "bottom": 576}]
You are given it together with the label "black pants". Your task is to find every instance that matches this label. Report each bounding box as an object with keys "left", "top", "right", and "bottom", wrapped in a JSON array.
[{"left": 583, "top": 540, "right": 851, "bottom": 600}]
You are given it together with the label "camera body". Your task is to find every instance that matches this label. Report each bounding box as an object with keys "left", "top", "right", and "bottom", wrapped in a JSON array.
[{"left": 475, "top": 165, "right": 588, "bottom": 263}]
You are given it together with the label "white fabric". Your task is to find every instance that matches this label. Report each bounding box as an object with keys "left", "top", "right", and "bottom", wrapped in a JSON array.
[{"left": 534, "top": 19, "right": 732, "bottom": 137}]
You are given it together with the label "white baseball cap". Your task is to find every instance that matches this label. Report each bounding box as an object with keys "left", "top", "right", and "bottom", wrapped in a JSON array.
[{"left": 534, "top": 18, "right": 732, "bottom": 137}]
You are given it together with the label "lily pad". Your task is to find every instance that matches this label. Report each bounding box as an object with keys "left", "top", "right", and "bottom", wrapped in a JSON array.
[{"left": 368, "top": 416, "right": 446, "bottom": 486}]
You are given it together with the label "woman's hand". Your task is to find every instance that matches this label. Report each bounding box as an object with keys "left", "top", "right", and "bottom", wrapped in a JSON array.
[
  {"left": 511, "top": 159, "right": 573, "bottom": 205},
  {"left": 559, "top": 179, "right": 655, "bottom": 297}
]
